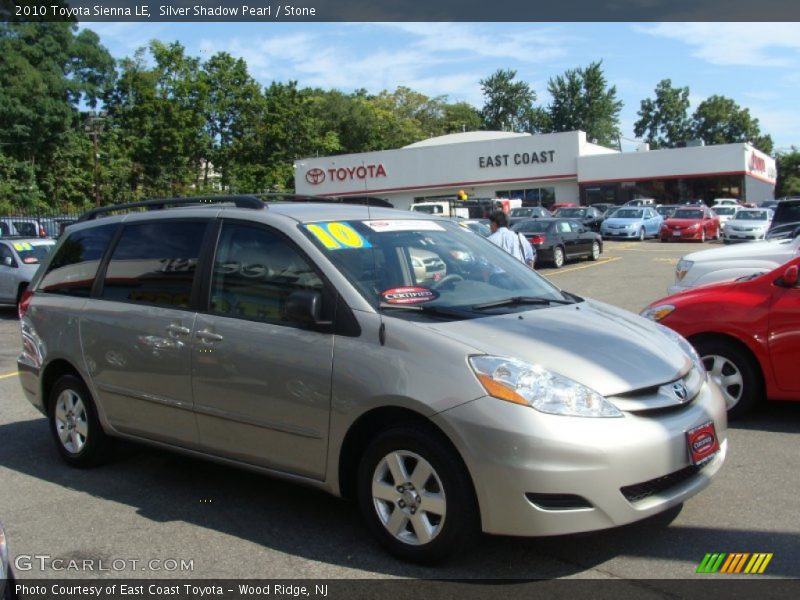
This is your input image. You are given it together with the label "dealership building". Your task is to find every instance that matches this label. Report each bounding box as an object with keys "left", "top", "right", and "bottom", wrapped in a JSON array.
[{"left": 293, "top": 130, "right": 776, "bottom": 210}]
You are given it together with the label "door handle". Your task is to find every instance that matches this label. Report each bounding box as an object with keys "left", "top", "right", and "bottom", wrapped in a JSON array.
[
  {"left": 196, "top": 329, "right": 224, "bottom": 343},
  {"left": 166, "top": 323, "right": 191, "bottom": 337}
]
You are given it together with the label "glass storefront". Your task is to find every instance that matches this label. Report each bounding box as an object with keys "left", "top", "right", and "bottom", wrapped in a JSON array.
[
  {"left": 580, "top": 175, "right": 745, "bottom": 206},
  {"left": 495, "top": 187, "right": 556, "bottom": 208}
]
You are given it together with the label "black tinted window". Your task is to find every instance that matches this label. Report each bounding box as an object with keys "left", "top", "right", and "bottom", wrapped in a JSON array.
[
  {"left": 101, "top": 221, "right": 206, "bottom": 308},
  {"left": 39, "top": 225, "right": 116, "bottom": 297},
  {"left": 210, "top": 223, "right": 327, "bottom": 325}
]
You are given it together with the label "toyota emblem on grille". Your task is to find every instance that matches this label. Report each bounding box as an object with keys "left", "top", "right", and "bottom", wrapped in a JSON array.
[
  {"left": 305, "top": 168, "right": 326, "bottom": 185},
  {"left": 672, "top": 381, "right": 688, "bottom": 401}
]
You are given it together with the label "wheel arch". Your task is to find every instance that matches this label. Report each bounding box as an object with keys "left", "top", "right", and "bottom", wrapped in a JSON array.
[
  {"left": 41, "top": 359, "right": 84, "bottom": 416},
  {"left": 687, "top": 332, "right": 766, "bottom": 398},
  {"left": 338, "top": 406, "right": 480, "bottom": 523}
]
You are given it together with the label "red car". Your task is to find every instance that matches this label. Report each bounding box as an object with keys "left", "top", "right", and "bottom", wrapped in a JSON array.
[
  {"left": 641, "top": 257, "right": 800, "bottom": 418},
  {"left": 550, "top": 202, "right": 577, "bottom": 212},
  {"left": 660, "top": 206, "right": 720, "bottom": 242}
]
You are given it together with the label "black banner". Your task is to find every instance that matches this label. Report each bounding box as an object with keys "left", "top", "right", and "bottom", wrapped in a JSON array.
[
  {"left": 2, "top": 0, "right": 800, "bottom": 22},
  {"left": 7, "top": 579, "right": 800, "bottom": 600}
]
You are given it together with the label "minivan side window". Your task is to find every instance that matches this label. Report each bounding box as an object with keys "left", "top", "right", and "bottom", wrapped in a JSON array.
[
  {"left": 100, "top": 221, "right": 206, "bottom": 308},
  {"left": 209, "top": 222, "right": 327, "bottom": 325},
  {"left": 39, "top": 224, "right": 116, "bottom": 297}
]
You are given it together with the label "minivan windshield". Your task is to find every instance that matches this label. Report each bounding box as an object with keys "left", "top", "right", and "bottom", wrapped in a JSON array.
[{"left": 301, "top": 219, "right": 570, "bottom": 315}]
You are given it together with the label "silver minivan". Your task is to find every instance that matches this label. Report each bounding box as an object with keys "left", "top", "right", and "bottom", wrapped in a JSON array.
[{"left": 18, "top": 197, "right": 727, "bottom": 563}]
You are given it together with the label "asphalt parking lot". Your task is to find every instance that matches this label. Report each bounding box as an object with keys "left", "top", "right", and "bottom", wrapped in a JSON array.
[{"left": 1, "top": 238, "right": 798, "bottom": 582}]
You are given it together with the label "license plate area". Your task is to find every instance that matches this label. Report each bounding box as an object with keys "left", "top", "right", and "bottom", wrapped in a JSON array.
[
  {"left": 672, "top": 231, "right": 682, "bottom": 237},
  {"left": 686, "top": 421, "right": 720, "bottom": 465}
]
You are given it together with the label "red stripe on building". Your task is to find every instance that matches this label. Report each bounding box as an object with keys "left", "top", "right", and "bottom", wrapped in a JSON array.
[{"left": 315, "top": 173, "right": 578, "bottom": 197}]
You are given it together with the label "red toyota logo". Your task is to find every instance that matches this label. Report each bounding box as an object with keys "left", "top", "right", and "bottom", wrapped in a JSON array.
[{"left": 305, "top": 168, "right": 326, "bottom": 185}]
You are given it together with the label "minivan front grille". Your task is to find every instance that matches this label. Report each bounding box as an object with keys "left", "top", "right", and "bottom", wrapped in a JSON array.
[{"left": 620, "top": 465, "right": 700, "bottom": 503}]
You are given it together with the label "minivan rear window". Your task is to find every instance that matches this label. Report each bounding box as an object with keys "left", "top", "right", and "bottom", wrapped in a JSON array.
[
  {"left": 101, "top": 221, "right": 207, "bottom": 308},
  {"left": 39, "top": 225, "right": 116, "bottom": 297}
]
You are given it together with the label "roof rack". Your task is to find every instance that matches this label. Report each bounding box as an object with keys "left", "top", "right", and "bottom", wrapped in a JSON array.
[
  {"left": 77, "top": 195, "right": 264, "bottom": 222},
  {"left": 76, "top": 193, "right": 394, "bottom": 223}
]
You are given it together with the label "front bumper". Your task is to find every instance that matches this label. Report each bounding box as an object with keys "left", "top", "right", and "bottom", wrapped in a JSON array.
[
  {"left": 723, "top": 231, "right": 767, "bottom": 242},
  {"left": 601, "top": 229, "right": 639, "bottom": 239},
  {"left": 433, "top": 380, "right": 726, "bottom": 536},
  {"left": 660, "top": 229, "right": 702, "bottom": 241}
]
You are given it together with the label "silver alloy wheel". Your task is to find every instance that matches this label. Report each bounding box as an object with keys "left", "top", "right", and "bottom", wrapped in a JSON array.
[
  {"left": 591, "top": 241, "right": 600, "bottom": 259},
  {"left": 704, "top": 354, "right": 744, "bottom": 410},
  {"left": 553, "top": 247, "right": 564, "bottom": 268},
  {"left": 639, "top": 228, "right": 645, "bottom": 241},
  {"left": 371, "top": 450, "right": 446, "bottom": 546},
  {"left": 701, "top": 229, "right": 706, "bottom": 242},
  {"left": 54, "top": 389, "right": 89, "bottom": 454}
]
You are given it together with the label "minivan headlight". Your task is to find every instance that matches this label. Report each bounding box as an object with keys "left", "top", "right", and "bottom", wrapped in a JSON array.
[
  {"left": 469, "top": 356, "right": 622, "bottom": 417},
  {"left": 656, "top": 324, "right": 706, "bottom": 379}
]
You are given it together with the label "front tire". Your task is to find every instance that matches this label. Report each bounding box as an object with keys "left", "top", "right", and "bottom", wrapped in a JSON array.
[
  {"left": 589, "top": 241, "right": 601, "bottom": 261},
  {"left": 48, "top": 375, "right": 111, "bottom": 467},
  {"left": 700, "top": 229, "right": 706, "bottom": 243},
  {"left": 357, "top": 426, "right": 478, "bottom": 564},
  {"left": 638, "top": 228, "right": 645, "bottom": 241},
  {"left": 693, "top": 339, "right": 762, "bottom": 420}
]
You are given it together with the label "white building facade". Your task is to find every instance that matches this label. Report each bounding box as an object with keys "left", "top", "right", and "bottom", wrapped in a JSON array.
[{"left": 293, "top": 131, "right": 776, "bottom": 210}]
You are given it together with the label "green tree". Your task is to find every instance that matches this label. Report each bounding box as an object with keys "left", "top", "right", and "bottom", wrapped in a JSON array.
[
  {"left": 775, "top": 147, "right": 800, "bottom": 197},
  {"left": 634, "top": 79, "right": 692, "bottom": 148},
  {"left": 547, "top": 61, "right": 622, "bottom": 147},
  {"left": 201, "top": 52, "right": 265, "bottom": 190},
  {"left": 480, "top": 69, "right": 536, "bottom": 132},
  {"left": 691, "top": 95, "right": 773, "bottom": 154},
  {"left": 105, "top": 41, "right": 210, "bottom": 197},
  {"left": 0, "top": 21, "right": 114, "bottom": 207},
  {"left": 441, "top": 101, "right": 483, "bottom": 134}
]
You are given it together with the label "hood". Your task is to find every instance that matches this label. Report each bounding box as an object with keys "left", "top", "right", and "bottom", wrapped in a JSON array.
[
  {"left": 414, "top": 299, "right": 689, "bottom": 397},
  {"left": 603, "top": 217, "right": 643, "bottom": 226},
  {"left": 665, "top": 218, "right": 703, "bottom": 227},
  {"left": 682, "top": 236, "right": 800, "bottom": 263}
]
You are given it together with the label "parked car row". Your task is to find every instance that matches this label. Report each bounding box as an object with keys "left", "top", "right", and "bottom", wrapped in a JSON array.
[
  {"left": 0, "top": 237, "right": 57, "bottom": 308},
  {"left": 0, "top": 216, "right": 76, "bottom": 239}
]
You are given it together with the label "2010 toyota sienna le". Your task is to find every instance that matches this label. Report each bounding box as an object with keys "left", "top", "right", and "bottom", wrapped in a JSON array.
[{"left": 17, "top": 196, "right": 728, "bottom": 564}]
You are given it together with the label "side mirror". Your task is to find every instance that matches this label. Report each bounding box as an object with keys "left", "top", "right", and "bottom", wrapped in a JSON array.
[
  {"left": 782, "top": 265, "right": 798, "bottom": 287},
  {"left": 2, "top": 256, "right": 13, "bottom": 267},
  {"left": 285, "top": 290, "right": 331, "bottom": 326}
]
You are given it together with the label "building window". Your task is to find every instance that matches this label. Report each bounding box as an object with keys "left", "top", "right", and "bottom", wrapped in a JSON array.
[{"left": 496, "top": 188, "right": 556, "bottom": 208}]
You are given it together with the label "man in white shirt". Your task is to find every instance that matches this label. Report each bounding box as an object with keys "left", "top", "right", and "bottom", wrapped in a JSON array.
[{"left": 487, "top": 211, "right": 536, "bottom": 267}]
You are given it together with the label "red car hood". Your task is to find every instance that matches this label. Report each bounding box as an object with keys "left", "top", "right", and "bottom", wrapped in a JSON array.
[{"left": 665, "top": 218, "right": 704, "bottom": 227}]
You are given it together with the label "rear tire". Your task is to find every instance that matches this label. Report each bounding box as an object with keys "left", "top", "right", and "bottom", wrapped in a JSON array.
[
  {"left": 552, "top": 246, "right": 565, "bottom": 268},
  {"left": 48, "top": 375, "right": 112, "bottom": 467},
  {"left": 357, "top": 426, "right": 478, "bottom": 564},
  {"left": 693, "top": 338, "right": 762, "bottom": 420}
]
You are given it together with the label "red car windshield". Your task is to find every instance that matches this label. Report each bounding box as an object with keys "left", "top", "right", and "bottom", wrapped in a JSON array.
[{"left": 673, "top": 210, "right": 704, "bottom": 219}]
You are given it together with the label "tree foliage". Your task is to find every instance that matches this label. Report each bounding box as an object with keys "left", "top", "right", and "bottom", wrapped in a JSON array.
[
  {"left": 775, "top": 147, "right": 800, "bottom": 197},
  {"left": 634, "top": 79, "right": 691, "bottom": 149},
  {"left": 480, "top": 69, "right": 536, "bottom": 132},
  {"left": 691, "top": 95, "right": 773, "bottom": 154},
  {"left": 547, "top": 61, "right": 622, "bottom": 147}
]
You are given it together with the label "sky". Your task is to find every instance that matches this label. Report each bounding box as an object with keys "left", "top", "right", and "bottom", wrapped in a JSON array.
[{"left": 79, "top": 22, "right": 800, "bottom": 152}]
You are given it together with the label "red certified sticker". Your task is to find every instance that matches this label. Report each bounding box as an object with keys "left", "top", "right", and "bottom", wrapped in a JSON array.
[
  {"left": 686, "top": 421, "right": 721, "bottom": 465},
  {"left": 381, "top": 287, "right": 439, "bottom": 305}
]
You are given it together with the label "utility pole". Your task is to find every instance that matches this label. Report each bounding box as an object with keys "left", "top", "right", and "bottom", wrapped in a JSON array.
[{"left": 86, "top": 111, "right": 106, "bottom": 207}]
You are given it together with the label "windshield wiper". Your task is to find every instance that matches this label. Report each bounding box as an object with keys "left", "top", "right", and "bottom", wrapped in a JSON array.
[
  {"left": 472, "top": 296, "right": 574, "bottom": 310},
  {"left": 379, "top": 302, "right": 474, "bottom": 319}
]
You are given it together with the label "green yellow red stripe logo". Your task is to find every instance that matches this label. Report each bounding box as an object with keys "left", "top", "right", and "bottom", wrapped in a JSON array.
[{"left": 697, "top": 553, "right": 773, "bottom": 574}]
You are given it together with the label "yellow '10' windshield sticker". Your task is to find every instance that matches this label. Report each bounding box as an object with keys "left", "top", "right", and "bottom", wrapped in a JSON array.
[
  {"left": 305, "top": 222, "right": 371, "bottom": 251},
  {"left": 13, "top": 242, "right": 33, "bottom": 251}
]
